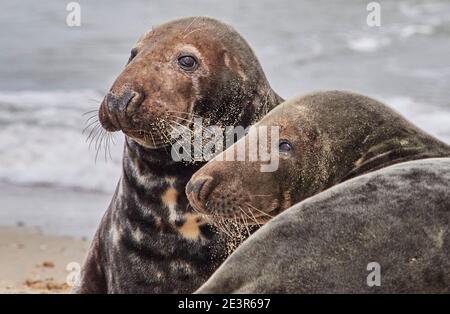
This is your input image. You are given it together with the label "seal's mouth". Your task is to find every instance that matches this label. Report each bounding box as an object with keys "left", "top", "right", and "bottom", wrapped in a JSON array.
[
  {"left": 99, "top": 109, "right": 172, "bottom": 149},
  {"left": 122, "top": 129, "right": 170, "bottom": 149},
  {"left": 98, "top": 89, "right": 195, "bottom": 149}
]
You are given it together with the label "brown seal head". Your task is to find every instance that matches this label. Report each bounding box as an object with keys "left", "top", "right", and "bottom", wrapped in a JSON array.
[
  {"left": 187, "top": 91, "right": 450, "bottom": 224},
  {"left": 98, "top": 16, "right": 281, "bottom": 148}
]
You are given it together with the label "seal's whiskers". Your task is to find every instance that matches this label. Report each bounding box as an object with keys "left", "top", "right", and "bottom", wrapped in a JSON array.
[
  {"left": 238, "top": 206, "right": 259, "bottom": 226},
  {"left": 238, "top": 210, "right": 252, "bottom": 237},
  {"left": 245, "top": 202, "right": 274, "bottom": 219}
]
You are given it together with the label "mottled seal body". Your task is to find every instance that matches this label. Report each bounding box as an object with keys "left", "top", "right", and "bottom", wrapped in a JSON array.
[
  {"left": 196, "top": 158, "right": 450, "bottom": 293},
  {"left": 74, "top": 17, "right": 282, "bottom": 293},
  {"left": 187, "top": 91, "right": 450, "bottom": 223}
]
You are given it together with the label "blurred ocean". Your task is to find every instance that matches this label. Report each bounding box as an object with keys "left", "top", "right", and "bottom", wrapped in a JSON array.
[{"left": 0, "top": 0, "right": 449, "bottom": 236}]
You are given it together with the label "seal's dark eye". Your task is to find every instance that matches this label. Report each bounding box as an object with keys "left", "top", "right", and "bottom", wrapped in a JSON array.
[
  {"left": 128, "top": 48, "right": 138, "bottom": 64},
  {"left": 279, "top": 140, "right": 292, "bottom": 153},
  {"left": 178, "top": 55, "right": 198, "bottom": 71}
]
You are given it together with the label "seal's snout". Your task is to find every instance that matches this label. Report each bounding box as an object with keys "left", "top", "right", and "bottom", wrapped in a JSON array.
[
  {"left": 99, "top": 88, "right": 144, "bottom": 132},
  {"left": 186, "top": 175, "right": 216, "bottom": 213},
  {"left": 105, "top": 89, "right": 136, "bottom": 113}
]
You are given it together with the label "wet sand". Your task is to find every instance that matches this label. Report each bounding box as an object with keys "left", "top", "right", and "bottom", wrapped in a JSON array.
[
  {"left": 0, "top": 225, "right": 89, "bottom": 294},
  {"left": 0, "top": 184, "right": 109, "bottom": 293}
]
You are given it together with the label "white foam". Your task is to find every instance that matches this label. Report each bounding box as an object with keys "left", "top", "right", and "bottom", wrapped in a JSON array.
[
  {"left": 347, "top": 36, "right": 391, "bottom": 53},
  {"left": 399, "top": 24, "right": 435, "bottom": 38},
  {"left": 0, "top": 90, "right": 123, "bottom": 193}
]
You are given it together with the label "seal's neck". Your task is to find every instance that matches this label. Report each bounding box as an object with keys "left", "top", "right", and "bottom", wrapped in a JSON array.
[
  {"left": 119, "top": 137, "right": 203, "bottom": 222},
  {"left": 251, "top": 90, "right": 284, "bottom": 125},
  {"left": 124, "top": 137, "right": 201, "bottom": 176},
  {"left": 340, "top": 135, "right": 450, "bottom": 183},
  {"left": 112, "top": 137, "right": 227, "bottom": 286},
  {"left": 294, "top": 128, "right": 450, "bottom": 204}
]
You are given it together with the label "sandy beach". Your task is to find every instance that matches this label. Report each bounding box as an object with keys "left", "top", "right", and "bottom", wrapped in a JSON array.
[
  {"left": 0, "top": 225, "right": 89, "bottom": 294},
  {"left": 0, "top": 184, "right": 109, "bottom": 294}
]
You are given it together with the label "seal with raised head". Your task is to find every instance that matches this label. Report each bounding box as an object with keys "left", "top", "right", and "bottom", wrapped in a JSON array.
[
  {"left": 73, "top": 16, "right": 282, "bottom": 293},
  {"left": 186, "top": 91, "right": 450, "bottom": 293},
  {"left": 187, "top": 91, "right": 450, "bottom": 224}
]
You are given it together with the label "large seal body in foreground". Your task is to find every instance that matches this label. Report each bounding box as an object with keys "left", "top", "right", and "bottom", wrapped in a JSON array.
[
  {"left": 196, "top": 158, "right": 450, "bottom": 293},
  {"left": 74, "top": 17, "right": 282, "bottom": 294}
]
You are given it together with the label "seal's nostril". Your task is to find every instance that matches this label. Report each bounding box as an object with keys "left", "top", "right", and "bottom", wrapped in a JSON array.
[
  {"left": 188, "top": 177, "right": 208, "bottom": 196},
  {"left": 106, "top": 89, "right": 137, "bottom": 113},
  {"left": 185, "top": 180, "right": 195, "bottom": 195},
  {"left": 186, "top": 176, "right": 217, "bottom": 211}
]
